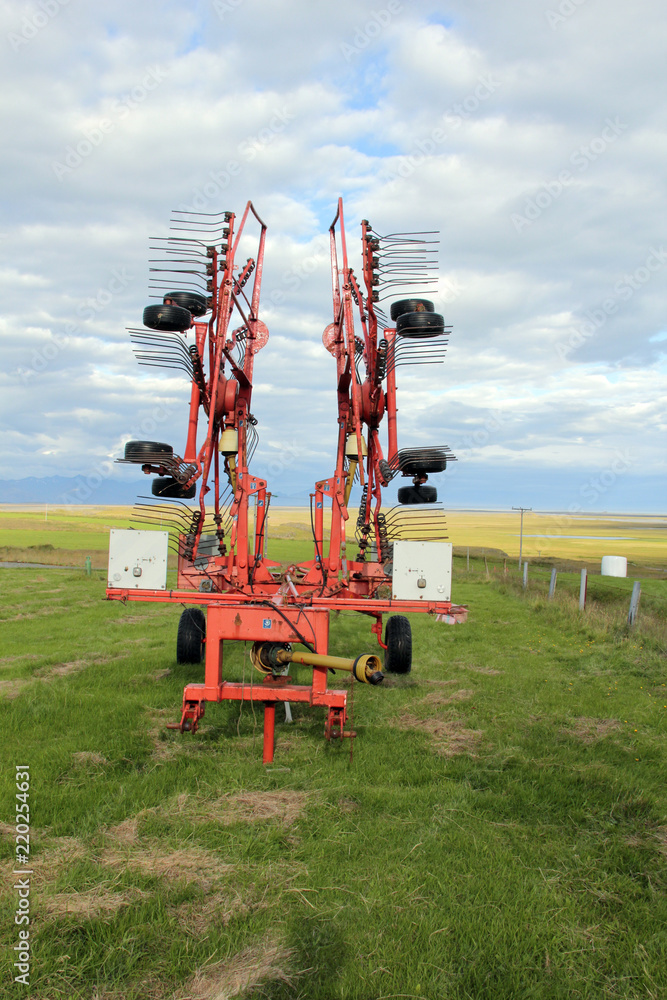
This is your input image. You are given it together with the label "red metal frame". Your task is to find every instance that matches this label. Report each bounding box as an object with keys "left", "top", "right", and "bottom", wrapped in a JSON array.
[{"left": 107, "top": 199, "right": 466, "bottom": 762}]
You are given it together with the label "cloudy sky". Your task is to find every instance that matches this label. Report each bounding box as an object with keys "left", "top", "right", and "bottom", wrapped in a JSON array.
[{"left": 1, "top": 0, "right": 665, "bottom": 512}]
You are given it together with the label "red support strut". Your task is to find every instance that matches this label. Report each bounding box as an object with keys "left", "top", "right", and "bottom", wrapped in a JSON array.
[{"left": 262, "top": 702, "right": 276, "bottom": 764}]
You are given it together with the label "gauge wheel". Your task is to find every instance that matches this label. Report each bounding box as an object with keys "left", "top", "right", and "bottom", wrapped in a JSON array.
[
  {"left": 163, "top": 291, "right": 209, "bottom": 317},
  {"left": 396, "top": 311, "right": 445, "bottom": 338},
  {"left": 143, "top": 303, "right": 193, "bottom": 331},
  {"left": 397, "top": 484, "right": 438, "bottom": 504},
  {"left": 390, "top": 298, "right": 435, "bottom": 321},
  {"left": 124, "top": 440, "right": 173, "bottom": 461},
  {"left": 151, "top": 476, "right": 196, "bottom": 499}
]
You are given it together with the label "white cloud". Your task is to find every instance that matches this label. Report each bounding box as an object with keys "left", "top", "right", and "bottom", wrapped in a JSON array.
[{"left": 1, "top": 0, "right": 665, "bottom": 510}]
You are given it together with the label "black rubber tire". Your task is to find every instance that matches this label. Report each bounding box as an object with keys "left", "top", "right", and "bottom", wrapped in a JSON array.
[
  {"left": 384, "top": 615, "right": 412, "bottom": 674},
  {"left": 397, "top": 484, "right": 438, "bottom": 504},
  {"left": 177, "top": 608, "right": 206, "bottom": 664},
  {"left": 163, "top": 291, "right": 208, "bottom": 317},
  {"left": 399, "top": 449, "right": 448, "bottom": 475},
  {"left": 151, "top": 476, "right": 196, "bottom": 500},
  {"left": 396, "top": 311, "right": 445, "bottom": 338},
  {"left": 143, "top": 303, "right": 192, "bottom": 331},
  {"left": 124, "top": 440, "right": 173, "bottom": 460},
  {"left": 390, "top": 298, "right": 434, "bottom": 321}
]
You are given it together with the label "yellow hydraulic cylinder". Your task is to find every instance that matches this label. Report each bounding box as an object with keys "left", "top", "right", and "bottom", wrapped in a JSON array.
[
  {"left": 227, "top": 454, "right": 237, "bottom": 491},
  {"left": 344, "top": 459, "right": 357, "bottom": 506}
]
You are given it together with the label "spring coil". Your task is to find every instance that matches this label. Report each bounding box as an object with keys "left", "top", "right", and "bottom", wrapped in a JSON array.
[
  {"left": 356, "top": 485, "right": 369, "bottom": 529},
  {"left": 189, "top": 345, "right": 207, "bottom": 397},
  {"left": 182, "top": 509, "right": 203, "bottom": 562},
  {"left": 377, "top": 512, "right": 391, "bottom": 564},
  {"left": 376, "top": 339, "right": 387, "bottom": 382},
  {"left": 235, "top": 259, "right": 255, "bottom": 290}
]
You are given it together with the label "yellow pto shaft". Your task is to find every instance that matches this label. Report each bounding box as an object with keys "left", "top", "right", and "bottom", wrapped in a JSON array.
[{"left": 251, "top": 642, "right": 384, "bottom": 684}]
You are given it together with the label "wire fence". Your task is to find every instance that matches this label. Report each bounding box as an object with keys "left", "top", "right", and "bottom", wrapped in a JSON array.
[{"left": 453, "top": 549, "right": 667, "bottom": 647}]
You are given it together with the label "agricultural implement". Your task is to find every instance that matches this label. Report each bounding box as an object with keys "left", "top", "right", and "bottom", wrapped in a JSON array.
[{"left": 106, "top": 198, "right": 466, "bottom": 762}]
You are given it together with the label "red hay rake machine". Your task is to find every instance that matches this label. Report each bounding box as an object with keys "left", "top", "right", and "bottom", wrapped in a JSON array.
[{"left": 106, "top": 198, "right": 466, "bottom": 763}]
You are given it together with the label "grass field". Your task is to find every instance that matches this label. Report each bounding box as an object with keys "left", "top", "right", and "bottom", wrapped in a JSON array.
[{"left": 1, "top": 534, "right": 666, "bottom": 998}]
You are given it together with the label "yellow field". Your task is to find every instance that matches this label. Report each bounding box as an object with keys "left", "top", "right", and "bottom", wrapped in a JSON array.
[
  {"left": 1, "top": 505, "right": 665, "bottom": 569},
  {"left": 443, "top": 510, "right": 667, "bottom": 567}
]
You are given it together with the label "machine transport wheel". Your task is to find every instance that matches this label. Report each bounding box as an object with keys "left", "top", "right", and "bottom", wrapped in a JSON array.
[
  {"left": 177, "top": 608, "right": 206, "bottom": 664},
  {"left": 384, "top": 615, "right": 412, "bottom": 674},
  {"left": 143, "top": 303, "right": 192, "bottom": 331},
  {"left": 124, "top": 440, "right": 173, "bottom": 460},
  {"left": 151, "top": 476, "right": 196, "bottom": 499},
  {"left": 399, "top": 448, "right": 448, "bottom": 475},
  {"left": 163, "top": 291, "right": 208, "bottom": 316},
  {"left": 390, "top": 298, "right": 434, "bottom": 320},
  {"left": 397, "top": 484, "right": 438, "bottom": 504},
  {"left": 396, "top": 310, "right": 445, "bottom": 338}
]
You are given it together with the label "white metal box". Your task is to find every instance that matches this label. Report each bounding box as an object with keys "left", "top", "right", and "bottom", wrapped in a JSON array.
[
  {"left": 391, "top": 541, "right": 452, "bottom": 602},
  {"left": 108, "top": 529, "right": 169, "bottom": 590}
]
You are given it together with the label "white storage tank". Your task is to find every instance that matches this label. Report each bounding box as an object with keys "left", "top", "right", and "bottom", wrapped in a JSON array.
[{"left": 600, "top": 555, "right": 627, "bottom": 577}]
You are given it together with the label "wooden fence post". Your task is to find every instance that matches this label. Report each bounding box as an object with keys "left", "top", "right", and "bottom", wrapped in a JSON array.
[
  {"left": 467, "top": 547, "right": 470, "bottom": 571},
  {"left": 522, "top": 562, "right": 528, "bottom": 590},
  {"left": 484, "top": 554, "right": 489, "bottom": 580},
  {"left": 548, "top": 568, "right": 557, "bottom": 600},
  {"left": 627, "top": 581, "right": 641, "bottom": 626},
  {"left": 579, "top": 568, "right": 587, "bottom": 611}
]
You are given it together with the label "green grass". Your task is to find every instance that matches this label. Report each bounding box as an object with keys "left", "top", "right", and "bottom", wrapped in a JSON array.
[
  {"left": 1, "top": 557, "right": 666, "bottom": 999},
  {"left": 0, "top": 509, "right": 134, "bottom": 551},
  {"left": 481, "top": 559, "right": 667, "bottom": 651}
]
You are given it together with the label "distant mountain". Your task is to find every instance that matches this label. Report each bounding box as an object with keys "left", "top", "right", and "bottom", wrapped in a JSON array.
[
  {"left": 0, "top": 477, "right": 139, "bottom": 505},
  {"left": 0, "top": 478, "right": 313, "bottom": 507}
]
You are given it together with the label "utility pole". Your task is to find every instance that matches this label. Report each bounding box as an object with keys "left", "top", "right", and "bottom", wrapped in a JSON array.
[{"left": 512, "top": 506, "right": 532, "bottom": 567}]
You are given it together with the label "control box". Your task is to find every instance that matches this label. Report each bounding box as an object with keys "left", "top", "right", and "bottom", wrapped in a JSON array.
[
  {"left": 391, "top": 541, "right": 452, "bottom": 602},
  {"left": 108, "top": 529, "right": 169, "bottom": 590}
]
